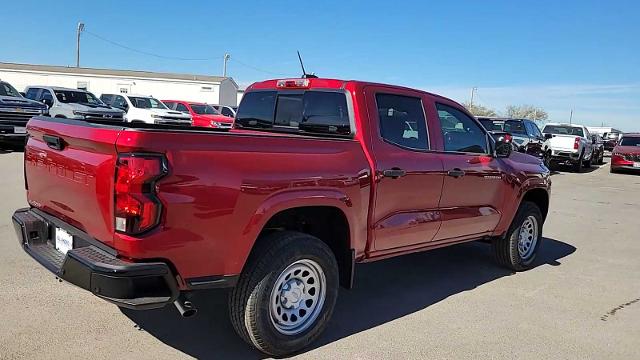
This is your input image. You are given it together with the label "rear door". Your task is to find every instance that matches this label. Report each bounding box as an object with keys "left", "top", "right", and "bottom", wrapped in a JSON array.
[
  {"left": 25, "top": 118, "right": 123, "bottom": 246},
  {"left": 365, "top": 86, "right": 445, "bottom": 251},
  {"left": 431, "top": 101, "right": 504, "bottom": 241}
]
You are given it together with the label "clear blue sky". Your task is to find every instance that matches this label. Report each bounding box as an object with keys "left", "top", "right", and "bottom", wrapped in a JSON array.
[{"left": 2, "top": 0, "right": 639, "bottom": 130}]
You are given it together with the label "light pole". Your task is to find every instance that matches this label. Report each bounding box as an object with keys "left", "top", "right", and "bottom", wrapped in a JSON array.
[
  {"left": 223, "top": 53, "right": 230, "bottom": 77},
  {"left": 469, "top": 87, "right": 477, "bottom": 108},
  {"left": 76, "top": 22, "right": 85, "bottom": 68}
]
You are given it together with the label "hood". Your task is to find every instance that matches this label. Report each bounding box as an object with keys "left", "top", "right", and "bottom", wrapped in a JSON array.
[
  {"left": 149, "top": 108, "right": 191, "bottom": 118},
  {"left": 0, "top": 95, "right": 47, "bottom": 109},
  {"left": 192, "top": 113, "right": 233, "bottom": 122},
  {"left": 68, "top": 102, "right": 123, "bottom": 113},
  {"left": 614, "top": 145, "right": 640, "bottom": 154}
]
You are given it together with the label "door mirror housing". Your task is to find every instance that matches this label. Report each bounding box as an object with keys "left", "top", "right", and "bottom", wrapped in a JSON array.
[
  {"left": 42, "top": 98, "right": 53, "bottom": 107},
  {"left": 544, "top": 133, "right": 553, "bottom": 140},
  {"left": 494, "top": 138, "right": 512, "bottom": 158}
]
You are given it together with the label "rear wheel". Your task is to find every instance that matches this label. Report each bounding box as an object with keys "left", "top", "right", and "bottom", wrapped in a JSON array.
[
  {"left": 229, "top": 231, "right": 339, "bottom": 357},
  {"left": 573, "top": 152, "right": 584, "bottom": 172},
  {"left": 492, "top": 201, "right": 543, "bottom": 271}
]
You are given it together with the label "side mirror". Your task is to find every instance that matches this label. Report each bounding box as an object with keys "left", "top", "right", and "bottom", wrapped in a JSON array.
[
  {"left": 42, "top": 98, "right": 53, "bottom": 107},
  {"left": 495, "top": 138, "right": 512, "bottom": 158},
  {"left": 544, "top": 133, "right": 553, "bottom": 140}
]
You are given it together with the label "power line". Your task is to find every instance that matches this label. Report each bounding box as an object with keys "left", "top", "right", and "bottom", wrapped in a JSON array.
[
  {"left": 83, "top": 28, "right": 295, "bottom": 77},
  {"left": 84, "top": 30, "right": 217, "bottom": 61}
]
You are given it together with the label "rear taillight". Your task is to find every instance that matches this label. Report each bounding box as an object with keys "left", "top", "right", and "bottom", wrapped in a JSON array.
[
  {"left": 114, "top": 154, "right": 167, "bottom": 234},
  {"left": 574, "top": 137, "right": 580, "bottom": 150},
  {"left": 504, "top": 133, "right": 513, "bottom": 142}
]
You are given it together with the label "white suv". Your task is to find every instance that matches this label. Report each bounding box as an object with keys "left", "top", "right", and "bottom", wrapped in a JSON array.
[{"left": 100, "top": 94, "right": 191, "bottom": 125}]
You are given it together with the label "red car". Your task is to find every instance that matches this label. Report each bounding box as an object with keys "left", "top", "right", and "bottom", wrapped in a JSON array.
[
  {"left": 14, "top": 77, "right": 550, "bottom": 356},
  {"left": 611, "top": 133, "right": 640, "bottom": 173},
  {"left": 162, "top": 100, "right": 233, "bottom": 128}
]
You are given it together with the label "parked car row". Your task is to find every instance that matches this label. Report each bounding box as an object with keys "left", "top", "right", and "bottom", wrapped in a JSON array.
[{"left": 0, "top": 79, "right": 236, "bottom": 148}]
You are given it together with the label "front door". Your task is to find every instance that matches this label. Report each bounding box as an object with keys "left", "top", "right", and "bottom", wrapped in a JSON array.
[
  {"left": 432, "top": 102, "right": 504, "bottom": 241},
  {"left": 365, "top": 86, "right": 445, "bottom": 251}
]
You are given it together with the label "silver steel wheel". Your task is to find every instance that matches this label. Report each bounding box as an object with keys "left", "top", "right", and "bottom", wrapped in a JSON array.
[
  {"left": 516, "top": 215, "right": 538, "bottom": 259},
  {"left": 269, "top": 259, "right": 326, "bottom": 336}
]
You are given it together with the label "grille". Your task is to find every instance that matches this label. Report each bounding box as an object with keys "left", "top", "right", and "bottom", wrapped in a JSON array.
[
  {"left": 624, "top": 154, "right": 640, "bottom": 162},
  {"left": 0, "top": 109, "right": 41, "bottom": 125}
]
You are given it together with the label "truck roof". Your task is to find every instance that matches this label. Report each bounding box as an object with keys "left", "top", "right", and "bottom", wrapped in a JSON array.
[
  {"left": 247, "top": 77, "right": 461, "bottom": 105},
  {"left": 544, "top": 123, "right": 584, "bottom": 127},
  {"left": 27, "top": 85, "right": 91, "bottom": 92}
]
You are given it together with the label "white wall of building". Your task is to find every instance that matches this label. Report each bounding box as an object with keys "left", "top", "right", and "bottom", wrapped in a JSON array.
[
  {"left": 0, "top": 68, "right": 239, "bottom": 105},
  {"left": 236, "top": 90, "right": 245, "bottom": 106}
]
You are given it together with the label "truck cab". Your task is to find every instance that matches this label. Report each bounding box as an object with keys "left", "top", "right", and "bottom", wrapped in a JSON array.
[{"left": 100, "top": 93, "right": 192, "bottom": 126}]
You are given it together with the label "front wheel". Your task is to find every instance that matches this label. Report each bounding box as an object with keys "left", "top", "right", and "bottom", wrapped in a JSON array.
[
  {"left": 492, "top": 201, "right": 543, "bottom": 271},
  {"left": 229, "top": 231, "right": 339, "bottom": 357}
]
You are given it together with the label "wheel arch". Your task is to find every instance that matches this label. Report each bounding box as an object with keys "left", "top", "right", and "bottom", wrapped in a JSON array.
[{"left": 241, "top": 191, "right": 357, "bottom": 289}]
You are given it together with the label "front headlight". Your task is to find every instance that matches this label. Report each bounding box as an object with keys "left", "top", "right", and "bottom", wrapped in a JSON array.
[
  {"left": 72, "top": 110, "right": 84, "bottom": 115},
  {"left": 151, "top": 114, "right": 162, "bottom": 119}
]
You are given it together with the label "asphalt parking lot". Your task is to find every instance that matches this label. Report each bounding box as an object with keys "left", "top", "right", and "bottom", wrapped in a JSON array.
[{"left": 0, "top": 150, "right": 638, "bottom": 360}]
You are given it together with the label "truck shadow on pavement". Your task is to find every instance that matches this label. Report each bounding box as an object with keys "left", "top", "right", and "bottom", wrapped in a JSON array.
[{"left": 121, "top": 237, "right": 575, "bottom": 359}]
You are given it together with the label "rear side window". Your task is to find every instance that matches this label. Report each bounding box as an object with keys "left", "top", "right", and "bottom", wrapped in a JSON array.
[
  {"left": 375, "top": 94, "right": 428, "bottom": 150},
  {"left": 504, "top": 120, "right": 526, "bottom": 135},
  {"left": 100, "top": 94, "right": 114, "bottom": 105},
  {"left": 236, "top": 91, "right": 351, "bottom": 136}
]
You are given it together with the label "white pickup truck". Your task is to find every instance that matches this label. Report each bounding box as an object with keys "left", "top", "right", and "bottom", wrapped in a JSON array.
[
  {"left": 100, "top": 93, "right": 192, "bottom": 126},
  {"left": 541, "top": 123, "right": 594, "bottom": 172}
]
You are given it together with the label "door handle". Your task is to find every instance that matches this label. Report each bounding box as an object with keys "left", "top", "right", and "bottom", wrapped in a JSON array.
[
  {"left": 447, "top": 168, "right": 465, "bottom": 178},
  {"left": 382, "top": 168, "right": 407, "bottom": 179},
  {"left": 43, "top": 134, "right": 65, "bottom": 150}
]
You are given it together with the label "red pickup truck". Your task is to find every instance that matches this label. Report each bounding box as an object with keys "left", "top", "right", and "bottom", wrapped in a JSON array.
[{"left": 13, "top": 77, "right": 551, "bottom": 356}]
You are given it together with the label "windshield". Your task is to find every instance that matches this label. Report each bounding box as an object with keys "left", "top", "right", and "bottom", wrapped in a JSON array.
[
  {"left": 0, "top": 82, "right": 23, "bottom": 98},
  {"left": 619, "top": 137, "right": 640, "bottom": 146},
  {"left": 543, "top": 125, "right": 584, "bottom": 137},
  {"left": 190, "top": 103, "right": 220, "bottom": 115},
  {"left": 504, "top": 120, "right": 527, "bottom": 135},
  {"left": 128, "top": 96, "right": 167, "bottom": 109},
  {"left": 54, "top": 90, "right": 103, "bottom": 105},
  {"left": 479, "top": 119, "right": 504, "bottom": 131}
]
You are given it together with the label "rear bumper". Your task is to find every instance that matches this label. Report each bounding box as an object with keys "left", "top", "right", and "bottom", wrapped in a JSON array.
[
  {"left": 549, "top": 150, "right": 580, "bottom": 163},
  {"left": 12, "top": 208, "right": 179, "bottom": 310}
]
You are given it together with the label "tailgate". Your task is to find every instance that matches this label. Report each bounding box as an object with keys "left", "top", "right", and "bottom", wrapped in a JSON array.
[
  {"left": 25, "top": 117, "right": 124, "bottom": 247},
  {"left": 548, "top": 135, "right": 577, "bottom": 151}
]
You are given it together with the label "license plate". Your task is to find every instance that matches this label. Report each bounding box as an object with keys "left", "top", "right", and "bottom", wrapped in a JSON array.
[
  {"left": 634, "top": 162, "right": 640, "bottom": 168},
  {"left": 55, "top": 228, "right": 73, "bottom": 255},
  {"left": 14, "top": 126, "right": 26, "bottom": 134}
]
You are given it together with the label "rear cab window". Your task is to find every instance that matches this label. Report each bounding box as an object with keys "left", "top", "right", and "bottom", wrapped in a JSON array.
[{"left": 235, "top": 90, "right": 352, "bottom": 137}]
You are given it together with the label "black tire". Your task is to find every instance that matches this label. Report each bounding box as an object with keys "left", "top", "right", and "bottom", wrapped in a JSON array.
[
  {"left": 229, "top": 231, "right": 339, "bottom": 357},
  {"left": 543, "top": 151, "right": 552, "bottom": 169},
  {"left": 492, "top": 201, "right": 543, "bottom": 271},
  {"left": 573, "top": 152, "right": 584, "bottom": 172},
  {"left": 599, "top": 152, "right": 605, "bottom": 165},
  {"left": 584, "top": 158, "right": 592, "bottom": 168}
]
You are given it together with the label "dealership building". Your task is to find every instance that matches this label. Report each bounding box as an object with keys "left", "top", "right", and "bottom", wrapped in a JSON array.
[{"left": 0, "top": 62, "right": 240, "bottom": 106}]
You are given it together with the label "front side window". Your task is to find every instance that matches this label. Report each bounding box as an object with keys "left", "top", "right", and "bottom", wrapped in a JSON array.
[
  {"left": 528, "top": 122, "right": 543, "bottom": 138},
  {"left": 221, "top": 107, "right": 235, "bottom": 117},
  {"left": 112, "top": 96, "right": 128, "bottom": 110},
  {"left": 128, "top": 96, "right": 167, "bottom": 109},
  {"left": 0, "top": 82, "right": 22, "bottom": 98},
  {"left": 375, "top": 94, "right": 428, "bottom": 150},
  {"left": 437, "top": 103, "right": 488, "bottom": 154}
]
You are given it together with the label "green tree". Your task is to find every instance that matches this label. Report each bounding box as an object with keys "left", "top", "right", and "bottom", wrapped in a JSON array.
[
  {"left": 505, "top": 105, "right": 548, "bottom": 121},
  {"left": 462, "top": 102, "right": 497, "bottom": 117}
]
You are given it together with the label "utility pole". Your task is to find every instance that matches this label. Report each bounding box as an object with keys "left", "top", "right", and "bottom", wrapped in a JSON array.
[
  {"left": 223, "top": 53, "right": 230, "bottom": 77},
  {"left": 533, "top": 109, "right": 538, "bottom": 121},
  {"left": 569, "top": 109, "right": 574, "bottom": 124},
  {"left": 469, "top": 87, "right": 477, "bottom": 108},
  {"left": 76, "top": 22, "right": 85, "bottom": 68}
]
